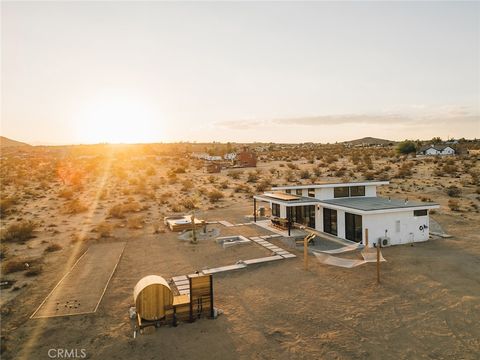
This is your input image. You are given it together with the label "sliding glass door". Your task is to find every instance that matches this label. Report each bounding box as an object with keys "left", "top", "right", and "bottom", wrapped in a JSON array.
[
  {"left": 323, "top": 208, "right": 337, "bottom": 236},
  {"left": 345, "top": 212, "right": 362, "bottom": 243}
]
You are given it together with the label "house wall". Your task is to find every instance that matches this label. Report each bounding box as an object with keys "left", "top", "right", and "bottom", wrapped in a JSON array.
[
  {"left": 441, "top": 147, "right": 455, "bottom": 155},
  {"left": 315, "top": 206, "right": 430, "bottom": 247},
  {"left": 362, "top": 211, "right": 430, "bottom": 247},
  {"left": 425, "top": 148, "right": 440, "bottom": 155}
]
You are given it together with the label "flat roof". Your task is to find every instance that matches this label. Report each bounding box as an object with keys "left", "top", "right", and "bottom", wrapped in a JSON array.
[
  {"left": 272, "top": 180, "right": 389, "bottom": 190},
  {"left": 254, "top": 194, "right": 322, "bottom": 206},
  {"left": 320, "top": 197, "right": 439, "bottom": 211},
  {"left": 264, "top": 192, "right": 300, "bottom": 201}
]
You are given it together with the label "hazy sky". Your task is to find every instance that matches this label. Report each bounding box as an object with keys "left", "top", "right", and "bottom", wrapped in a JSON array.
[{"left": 1, "top": 1, "right": 479, "bottom": 145}]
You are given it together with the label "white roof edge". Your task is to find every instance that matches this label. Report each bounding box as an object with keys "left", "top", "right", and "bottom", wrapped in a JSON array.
[
  {"left": 319, "top": 203, "right": 440, "bottom": 215},
  {"left": 272, "top": 181, "right": 390, "bottom": 190}
]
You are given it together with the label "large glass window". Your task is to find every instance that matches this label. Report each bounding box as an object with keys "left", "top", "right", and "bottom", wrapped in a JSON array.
[
  {"left": 323, "top": 208, "right": 337, "bottom": 236},
  {"left": 334, "top": 187, "right": 349, "bottom": 198},
  {"left": 290, "top": 205, "right": 316, "bottom": 228},
  {"left": 272, "top": 203, "right": 280, "bottom": 217},
  {"left": 308, "top": 188, "right": 315, "bottom": 197},
  {"left": 295, "top": 189, "right": 302, "bottom": 196},
  {"left": 350, "top": 186, "right": 365, "bottom": 197}
]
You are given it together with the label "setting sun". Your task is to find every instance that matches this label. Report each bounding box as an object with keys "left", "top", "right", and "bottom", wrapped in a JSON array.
[{"left": 73, "top": 93, "right": 162, "bottom": 144}]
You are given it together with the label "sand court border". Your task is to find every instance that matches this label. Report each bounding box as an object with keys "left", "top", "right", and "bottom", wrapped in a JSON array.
[{"left": 31, "top": 242, "right": 126, "bottom": 319}]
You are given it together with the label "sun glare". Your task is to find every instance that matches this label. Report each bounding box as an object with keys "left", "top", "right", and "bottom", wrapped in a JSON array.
[{"left": 73, "top": 93, "right": 162, "bottom": 144}]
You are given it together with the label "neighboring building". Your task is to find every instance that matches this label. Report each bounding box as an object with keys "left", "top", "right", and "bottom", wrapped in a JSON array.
[
  {"left": 224, "top": 152, "right": 237, "bottom": 161},
  {"left": 417, "top": 144, "right": 456, "bottom": 156},
  {"left": 253, "top": 181, "right": 439, "bottom": 247},
  {"left": 236, "top": 148, "right": 257, "bottom": 167},
  {"left": 191, "top": 152, "right": 223, "bottom": 161}
]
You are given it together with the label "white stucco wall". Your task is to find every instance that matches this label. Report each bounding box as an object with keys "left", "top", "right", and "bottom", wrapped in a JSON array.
[{"left": 362, "top": 211, "right": 430, "bottom": 247}]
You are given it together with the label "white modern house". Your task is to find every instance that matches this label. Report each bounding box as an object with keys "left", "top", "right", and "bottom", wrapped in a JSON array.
[
  {"left": 417, "top": 145, "right": 456, "bottom": 156},
  {"left": 253, "top": 181, "right": 439, "bottom": 247}
]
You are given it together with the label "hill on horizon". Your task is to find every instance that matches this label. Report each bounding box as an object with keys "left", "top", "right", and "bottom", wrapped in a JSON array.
[
  {"left": 342, "top": 137, "right": 396, "bottom": 146},
  {"left": 0, "top": 136, "right": 31, "bottom": 148}
]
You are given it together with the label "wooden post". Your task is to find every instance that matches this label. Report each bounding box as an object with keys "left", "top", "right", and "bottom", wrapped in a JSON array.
[
  {"left": 376, "top": 240, "right": 381, "bottom": 284},
  {"left": 365, "top": 228, "right": 369, "bottom": 247},
  {"left": 191, "top": 210, "right": 197, "bottom": 244},
  {"left": 253, "top": 198, "right": 257, "bottom": 222},
  {"left": 304, "top": 235, "right": 309, "bottom": 270}
]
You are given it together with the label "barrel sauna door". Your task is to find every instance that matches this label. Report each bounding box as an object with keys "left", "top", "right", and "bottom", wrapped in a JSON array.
[{"left": 189, "top": 274, "right": 213, "bottom": 320}]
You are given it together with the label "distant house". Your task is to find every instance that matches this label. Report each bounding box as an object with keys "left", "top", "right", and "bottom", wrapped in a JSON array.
[
  {"left": 236, "top": 148, "right": 257, "bottom": 167},
  {"left": 417, "top": 144, "right": 456, "bottom": 156},
  {"left": 224, "top": 152, "right": 237, "bottom": 161}
]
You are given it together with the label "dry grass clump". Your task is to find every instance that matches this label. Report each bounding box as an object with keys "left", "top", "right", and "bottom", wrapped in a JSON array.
[
  {"left": 448, "top": 199, "right": 460, "bottom": 211},
  {"left": 63, "top": 199, "right": 88, "bottom": 214},
  {"left": 25, "top": 266, "right": 43, "bottom": 277},
  {"left": 127, "top": 215, "right": 144, "bottom": 229},
  {"left": 208, "top": 189, "right": 224, "bottom": 203},
  {"left": 58, "top": 188, "right": 74, "bottom": 199},
  {"left": 109, "top": 199, "right": 142, "bottom": 218},
  {"left": 445, "top": 186, "right": 461, "bottom": 197},
  {"left": 44, "top": 243, "right": 62, "bottom": 253},
  {"left": 2, "top": 258, "right": 37, "bottom": 274},
  {"left": 1, "top": 221, "right": 36, "bottom": 243},
  {"left": 0, "top": 196, "right": 17, "bottom": 218},
  {"left": 94, "top": 222, "right": 113, "bottom": 238}
]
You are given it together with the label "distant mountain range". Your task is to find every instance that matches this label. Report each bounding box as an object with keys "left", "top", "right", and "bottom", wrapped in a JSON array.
[
  {"left": 0, "top": 136, "right": 31, "bottom": 148},
  {"left": 342, "top": 137, "right": 396, "bottom": 146}
]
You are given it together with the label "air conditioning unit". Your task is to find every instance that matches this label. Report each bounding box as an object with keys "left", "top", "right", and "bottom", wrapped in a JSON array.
[{"left": 379, "top": 237, "right": 391, "bottom": 247}]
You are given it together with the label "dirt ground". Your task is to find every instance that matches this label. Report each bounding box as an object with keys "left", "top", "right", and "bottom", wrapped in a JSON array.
[
  {"left": 1, "top": 144, "right": 480, "bottom": 359},
  {"left": 0, "top": 200, "right": 479, "bottom": 360}
]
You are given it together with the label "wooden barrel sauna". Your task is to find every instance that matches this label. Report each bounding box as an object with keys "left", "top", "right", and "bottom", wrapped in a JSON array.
[{"left": 133, "top": 275, "right": 173, "bottom": 321}]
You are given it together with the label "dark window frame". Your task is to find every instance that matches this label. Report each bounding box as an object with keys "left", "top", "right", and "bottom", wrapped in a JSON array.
[
  {"left": 414, "top": 209, "right": 428, "bottom": 217},
  {"left": 334, "top": 186, "right": 350, "bottom": 198},
  {"left": 295, "top": 189, "right": 302, "bottom": 196},
  {"left": 272, "top": 203, "right": 280, "bottom": 217},
  {"left": 308, "top": 188, "right": 315, "bottom": 197},
  {"left": 350, "top": 186, "right": 365, "bottom": 197}
]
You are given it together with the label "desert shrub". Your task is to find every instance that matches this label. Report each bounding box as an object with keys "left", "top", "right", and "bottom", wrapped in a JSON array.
[
  {"left": 0, "top": 244, "right": 8, "bottom": 260},
  {"left": 445, "top": 186, "right": 461, "bottom": 197},
  {"left": 208, "top": 190, "right": 224, "bottom": 203},
  {"left": 25, "top": 266, "right": 43, "bottom": 277},
  {"left": 2, "top": 259, "right": 28, "bottom": 274},
  {"left": 284, "top": 169, "right": 296, "bottom": 182},
  {"left": 146, "top": 167, "right": 156, "bottom": 176},
  {"left": 181, "top": 179, "right": 194, "bottom": 192},
  {"left": 1, "top": 221, "right": 36, "bottom": 243},
  {"left": 220, "top": 180, "right": 229, "bottom": 189},
  {"left": 227, "top": 170, "right": 242, "bottom": 180},
  {"left": 109, "top": 200, "right": 141, "bottom": 218},
  {"left": 234, "top": 184, "right": 251, "bottom": 193},
  {"left": 363, "top": 171, "right": 375, "bottom": 180},
  {"left": 247, "top": 172, "right": 259, "bottom": 183},
  {"left": 286, "top": 162, "right": 298, "bottom": 170},
  {"left": 94, "top": 222, "right": 113, "bottom": 238},
  {"left": 0, "top": 196, "right": 17, "bottom": 218},
  {"left": 256, "top": 178, "right": 272, "bottom": 192},
  {"left": 170, "top": 204, "right": 183, "bottom": 213},
  {"left": 44, "top": 243, "right": 62, "bottom": 253},
  {"left": 397, "top": 141, "right": 416, "bottom": 154},
  {"left": 395, "top": 163, "right": 413, "bottom": 178},
  {"left": 58, "top": 188, "right": 74, "bottom": 199},
  {"left": 299, "top": 170, "right": 310, "bottom": 179},
  {"left": 180, "top": 197, "right": 197, "bottom": 210},
  {"left": 127, "top": 216, "right": 144, "bottom": 229},
  {"left": 63, "top": 199, "right": 88, "bottom": 214},
  {"left": 448, "top": 199, "right": 460, "bottom": 211}
]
